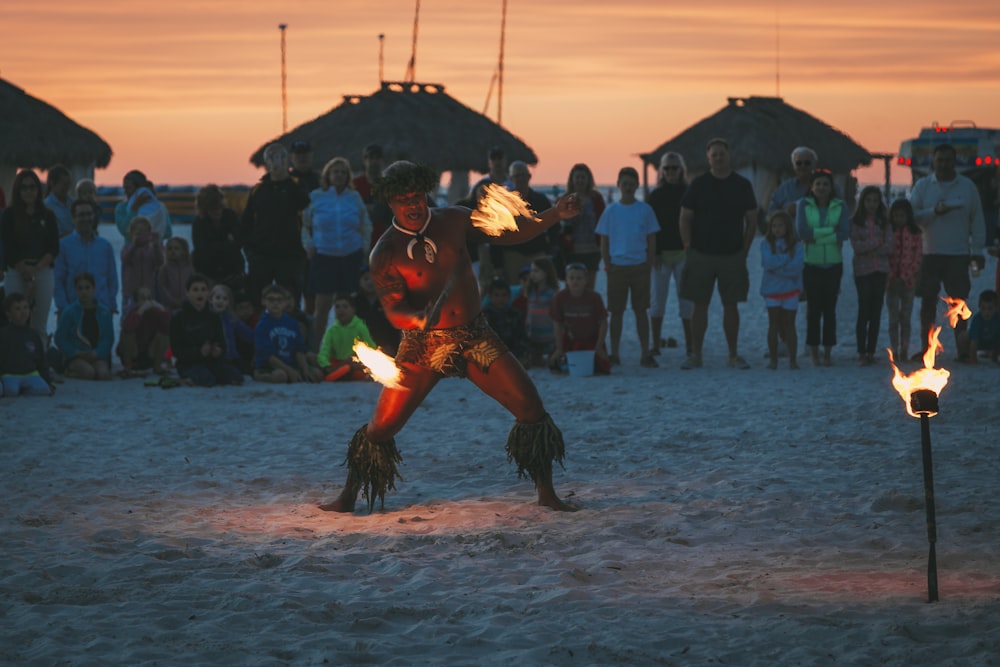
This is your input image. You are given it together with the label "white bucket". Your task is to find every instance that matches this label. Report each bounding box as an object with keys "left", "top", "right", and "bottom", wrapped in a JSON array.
[{"left": 565, "top": 350, "right": 594, "bottom": 377}]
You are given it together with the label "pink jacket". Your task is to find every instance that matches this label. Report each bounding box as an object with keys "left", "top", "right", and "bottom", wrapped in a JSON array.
[{"left": 887, "top": 225, "right": 923, "bottom": 290}]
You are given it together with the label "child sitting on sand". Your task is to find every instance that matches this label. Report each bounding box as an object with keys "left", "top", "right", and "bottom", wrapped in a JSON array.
[
  {"left": 210, "top": 283, "right": 254, "bottom": 376},
  {"left": 549, "top": 263, "right": 611, "bottom": 375},
  {"left": 55, "top": 272, "right": 114, "bottom": 381},
  {"left": 317, "top": 293, "right": 375, "bottom": 382},
  {"left": 0, "top": 292, "right": 55, "bottom": 396},
  {"left": 959, "top": 289, "right": 1000, "bottom": 365},
  {"left": 760, "top": 210, "right": 804, "bottom": 370},
  {"left": 118, "top": 286, "right": 171, "bottom": 376},
  {"left": 168, "top": 274, "right": 243, "bottom": 387},
  {"left": 156, "top": 237, "right": 193, "bottom": 312},
  {"left": 120, "top": 215, "right": 164, "bottom": 313},
  {"left": 482, "top": 277, "right": 528, "bottom": 365},
  {"left": 253, "top": 285, "right": 323, "bottom": 384}
]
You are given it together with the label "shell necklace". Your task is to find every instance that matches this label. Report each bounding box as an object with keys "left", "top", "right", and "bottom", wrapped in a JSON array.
[{"left": 392, "top": 209, "right": 437, "bottom": 263}]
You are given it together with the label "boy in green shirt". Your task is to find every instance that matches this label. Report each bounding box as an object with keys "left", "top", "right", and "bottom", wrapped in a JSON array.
[{"left": 318, "top": 293, "right": 376, "bottom": 381}]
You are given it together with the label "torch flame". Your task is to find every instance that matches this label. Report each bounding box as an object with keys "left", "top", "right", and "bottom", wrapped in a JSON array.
[
  {"left": 353, "top": 341, "right": 404, "bottom": 389},
  {"left": 470, "top": 183, "right": 540, "bottom": 236},
  {"left": 888, "top": 326, "right": 950, "bottom": 418},
  {"left": 941, "top": 296, "right": 971, "bottom": 329}
]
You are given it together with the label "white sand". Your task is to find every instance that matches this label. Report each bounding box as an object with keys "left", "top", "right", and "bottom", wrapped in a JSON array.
[{"left": 3, "top": 230, "right": 999, "bottom": 665}]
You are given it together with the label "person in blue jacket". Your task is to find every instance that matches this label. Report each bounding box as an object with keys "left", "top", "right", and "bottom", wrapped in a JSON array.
[
  {"left": 761, "top": 210, "right": 805, "bottom": 369},
  {"left": 54, "top": 200, "right": 118, "bottom": 315},
  {"left": 55, "top": 272, "right": 114, "bottom": 381}
]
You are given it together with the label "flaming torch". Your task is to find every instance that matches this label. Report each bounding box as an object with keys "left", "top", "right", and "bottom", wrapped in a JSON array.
[
  {"left": 887, "top": 326, "right": 951, "bottom": 602},
  {"left": 470, "top": 183, "right": 540, "bottom": 236},
  {"left": 353, "top": 341, "right": 403, "bottom": 389}
]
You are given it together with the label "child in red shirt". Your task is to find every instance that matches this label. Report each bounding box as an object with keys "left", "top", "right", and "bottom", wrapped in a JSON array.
[{"left": 550, "top": 263, "right": 611, "bottom": 375}]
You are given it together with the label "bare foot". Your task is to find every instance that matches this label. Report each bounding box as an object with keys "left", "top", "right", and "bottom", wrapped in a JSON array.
[
  {"left": 319, "top": 497, "right": 356, "bottom": 513},
  {"left": 537, "top": 486, "right": 579, "bottom": 512}
]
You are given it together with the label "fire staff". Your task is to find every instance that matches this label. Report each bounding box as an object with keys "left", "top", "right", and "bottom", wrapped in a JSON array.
[{"left": 320, "top": 161, "right": 580, "bottom": 513}]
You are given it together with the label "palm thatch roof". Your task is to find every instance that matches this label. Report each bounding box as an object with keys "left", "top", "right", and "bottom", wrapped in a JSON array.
[
  {"left": 640, "top": 96, "right": 871, "bottom": 174},
  {"left": 249, "top": 81, "right": 537, "bottom": 174},
  {"left": 0, "top": 77, "right": 112, "bottom": 169}
]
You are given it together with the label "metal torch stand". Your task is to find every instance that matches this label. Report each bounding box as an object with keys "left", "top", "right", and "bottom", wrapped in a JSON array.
[
  {"left": 919, "top": 413, "right": 939, "bottom": 603},
  {"left": 911, "top": 388, "right": 940, "bottom": 603}
]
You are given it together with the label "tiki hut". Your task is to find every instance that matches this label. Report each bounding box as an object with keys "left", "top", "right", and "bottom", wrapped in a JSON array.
[
  {"left": 249, "top": 81, "right": 538, "bottom": 201},
  {"left": 0, "top": 76, "right": 113, "bottom": 198},
  {"left": 640, "top": 96, "right": 871, "bottom": 207}
]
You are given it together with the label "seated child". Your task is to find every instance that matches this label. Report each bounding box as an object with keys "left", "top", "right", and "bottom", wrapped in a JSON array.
[
  {"left": 118, "top": 286, "right": 172, "bottom": 376},
  {"left": 482, "top": 277, "right": 528, "bottom": 365},
  {"left": 233, "top": 291, "right": 259, "bottom": 366},
  {"left": 55, "top": 271, "right": 114, "bottom": 381},
  {"left": 211, "top": 283, "right": 254, "bottom": 375},
  {"left": 168, "top": 273, "right": 244, "bottom": 387},
  {"left": 550, "top": 263, "right": 611, "bottom": 375},
  {"left": 253, "top": 285, "right": 324, "bottom": 384},
  {"left": 961, "top": 289, "right": 1000, "bottom": 365},
  {"left": 0, "top": 292, "right": 55, "bottom": 397},
  {"left": 317, "top": 293, "right": 376, "bottom": 382}
]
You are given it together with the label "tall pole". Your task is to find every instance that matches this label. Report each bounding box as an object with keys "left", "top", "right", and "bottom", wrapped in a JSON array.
[
  {"left": 279, "top": 24, "right": 288, "bottom": 133},
  {"left": 378, "top": 33, "right": 385, "bottom": 84},
  {"left": 405, "top": 0, "right": 420, "bottom": 82},
  {"left": 774, "top": 3, "right": 781, "bottom": 98},
  {"left": 920, "top": 413, "right": 940, "bottom": 602},
  {"left": 497, "top": 0, "right": 507, "bottom": 124}
]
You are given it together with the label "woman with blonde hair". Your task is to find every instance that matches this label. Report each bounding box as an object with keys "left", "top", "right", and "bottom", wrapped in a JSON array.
[{"left": 301, "top": 157, "right": 372, "bottom": 347}]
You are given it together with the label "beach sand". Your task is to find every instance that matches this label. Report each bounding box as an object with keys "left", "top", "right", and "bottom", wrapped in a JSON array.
[{"left": 3, "top": 228, "right": 999, "bottom": 665}]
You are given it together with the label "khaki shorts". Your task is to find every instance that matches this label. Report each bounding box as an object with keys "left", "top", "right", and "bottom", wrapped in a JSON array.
[
  {"left": 679, "top": 249, "right": 749, "bottom": 305},
  {"left": 606, "top": 262, "right": 651, "bottom": 313}
]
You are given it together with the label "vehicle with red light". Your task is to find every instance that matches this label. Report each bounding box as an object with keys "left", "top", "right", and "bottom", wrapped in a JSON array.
[{"left": 898, "top": 120, "right": 999, "bottom": 187}]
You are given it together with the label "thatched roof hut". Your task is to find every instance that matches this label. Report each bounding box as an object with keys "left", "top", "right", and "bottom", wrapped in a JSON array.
[
  {"left": 249, "top": 81, "right": 537, "bottom": 199},
  {"left": 640, "top": 96, "right": 871, "bottom": 205},
  {"left": 0, "top": 77, "right": 113, "bottom": 195}
]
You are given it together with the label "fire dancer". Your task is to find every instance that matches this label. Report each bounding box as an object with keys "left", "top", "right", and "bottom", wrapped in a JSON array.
[{"left": 320, "top": 161, "right": 580, "bottom": 513}]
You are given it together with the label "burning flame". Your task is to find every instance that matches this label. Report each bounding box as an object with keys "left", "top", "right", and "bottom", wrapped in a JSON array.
[
  {"left": 941, "top": 296, "right": 971, "bottom": 328},
  {"left": 353, "top": 341, "right": 403, "bottom": 389},
  {"left": 887, "top": 326, "right": 950, "bottom": 418},
  {"left": 470, "top": 183, "right": 540, "bottom": 236}
]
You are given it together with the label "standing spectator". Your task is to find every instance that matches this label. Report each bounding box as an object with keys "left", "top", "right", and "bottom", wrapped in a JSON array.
[
  {"left": 54, "top": 272, "right": 113, "bottom": 381},
  {"left": 54, "top": 200, "right": 118, "bottom": 316},
  {"left": 120, "top": 216, "right": 164, "bottom": 313},
  {"left": 240, "top": 143, "right": 310, "bottom": 308},
  {"left": 44, "top": 164, "right": 75, "bottom": 237},
  {"left": 679, "top": 138, "right": 758, "bottom": 370},
  {"left": 646, "top": 152, "right": 693, "bottom": 357},
  {"left": 74, "top": 179, "right": 102, "bottom": 225},
  {"left": 502, "top": 161, "right": 554, "bottom": 284},
  {"left": 909, "top": 143, "right": 986, "bottom": 357},
  {"left": 849, "top": 187, "right": 893, "bottom": 366},
  {"left": 768, "top": 147, "right": 818, "bottom": 217},
  {"left": 561, "top": 163, "right": 606, "bottom": 288},
  {"left": 191, "top": 184, "right": 245, "bottom": 291},
  {"left": 886, "top": 199, "right": 923, "bottom": 362},
  {"left": 301, "top": 157, "right": 371, "bottom": 346},
  {"left": 114, "top": 170, "right": 172, "bottom": 240},
  {"left": 598, "top": 166, "right": 660, "bottom": 367},
  {"left": 796, "top": 169, "right": 850, "bottom": 366},
  {"left": 1, "top": 170, "right": 59, "bottom": 344},
  {"left": 156, "top": 237, "right": 194, "bottom": 312},
  {"left": 352, "top": 143, "right": 390, "bottom": 247},
  {"left": 760, "top": 211, "right": 804, "bottom": 370},
  {"left": 290, "top": 140, "right": 321, "bottom": 317},
  {"left": 524, "top": 257, "right": 560, "bottom": 369}
]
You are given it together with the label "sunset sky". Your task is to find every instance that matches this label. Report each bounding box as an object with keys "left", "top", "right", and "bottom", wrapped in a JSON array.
[{"left": 4, "top": 0, "right": 1000, "bottom": 190}]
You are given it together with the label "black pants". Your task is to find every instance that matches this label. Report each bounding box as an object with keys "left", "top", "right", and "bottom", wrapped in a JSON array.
[
  {"left": 803, "top": 263, "right": 842, "bottom": 347},
  {"left": 246, "top": 252, "right": 305, "bottom": 308},
  {"left": 918, "top": 254, "right": 971, "bottom": 351},
  {"left": 854, "top": 271, "right": 887, "bottom": 355}
]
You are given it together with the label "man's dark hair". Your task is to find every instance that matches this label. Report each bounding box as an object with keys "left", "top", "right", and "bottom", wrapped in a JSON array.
[
  {"left": 374, "top": 161, "right": 438, "bottom": 202},
  {"left": 71, "top": 199, "right": 99, "bottom": 217},
  {"left": 186, "top": 273, "right": 212, "bottom": 291},
  {"left": 932, "top": 143, "right": 956, "bottom": 158}
]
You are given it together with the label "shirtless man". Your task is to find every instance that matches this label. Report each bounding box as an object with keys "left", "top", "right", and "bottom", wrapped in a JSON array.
[{"left": 320, "top": 161, "right": 580, "bottom": 513}]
